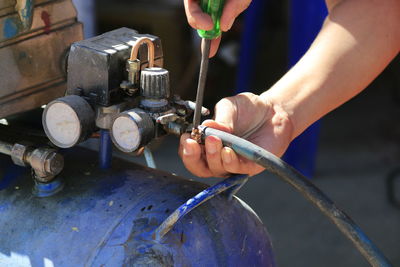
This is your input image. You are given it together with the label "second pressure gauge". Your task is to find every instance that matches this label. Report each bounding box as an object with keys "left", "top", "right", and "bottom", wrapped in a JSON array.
[{"left": 110, "top": 109, "right": 154, "bottom": 153}]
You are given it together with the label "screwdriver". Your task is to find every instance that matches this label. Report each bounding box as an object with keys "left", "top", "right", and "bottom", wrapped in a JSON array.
[{"left": 192, "top": 0, "right": 225, "bottom": 139}]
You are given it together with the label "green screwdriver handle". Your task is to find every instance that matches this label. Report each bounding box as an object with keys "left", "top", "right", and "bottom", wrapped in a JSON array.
[{"left": 197, "top": 0, "right": 225, "bottom": 39}]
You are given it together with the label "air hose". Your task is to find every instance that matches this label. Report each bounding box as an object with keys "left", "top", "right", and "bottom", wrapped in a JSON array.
[{"left": 155, "top": 126, "right": 391, "bottom": 267}]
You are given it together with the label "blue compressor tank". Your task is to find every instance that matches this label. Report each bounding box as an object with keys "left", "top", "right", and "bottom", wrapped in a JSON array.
[{"left": 0, "top": 148, "right": 275, "bottom": 266}]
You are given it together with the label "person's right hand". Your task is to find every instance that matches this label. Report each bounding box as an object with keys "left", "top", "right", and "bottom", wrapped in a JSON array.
[
  {"left": 178, "top": 92, "right": 294, "bottom": 177},
  {"left": 184, "top": 0, "right": 252, "bottom": 57}
]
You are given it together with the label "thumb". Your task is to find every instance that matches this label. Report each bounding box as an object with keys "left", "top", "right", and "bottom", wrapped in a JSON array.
[{"left": 212, "top": 97, "right": 237, "bottom": 131}]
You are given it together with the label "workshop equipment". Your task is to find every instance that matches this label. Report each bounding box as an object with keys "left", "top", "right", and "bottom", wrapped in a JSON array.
[
  {"left": 42, "top": 28, "right": 197, "bottom": 153},
  {"left": 0, "top": 8, "right": 392, "bottom": 264},
  {"left": 0, "top": 148, "right": 276, "bottom": 266},
  {"left": 0, "top": 24, "right": 276, "bottom": 265},
  {"left": 0, "top": 0, "right": 82, "bottom": 118}
]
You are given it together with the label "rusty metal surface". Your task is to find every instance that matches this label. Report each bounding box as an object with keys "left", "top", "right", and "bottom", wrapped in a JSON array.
[{"left": 0, "top": 0, "right": 83, "bottom": 118}]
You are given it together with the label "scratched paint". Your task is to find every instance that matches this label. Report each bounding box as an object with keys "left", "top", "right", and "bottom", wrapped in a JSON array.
[
  {"left": 3, "top": 18, "right": 20, "bottom": 39},
  {"left": 16, "top": 0, "right": 34, "bottom": 29}
]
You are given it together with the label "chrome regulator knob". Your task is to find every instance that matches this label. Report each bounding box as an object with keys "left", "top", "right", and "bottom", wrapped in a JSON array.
[
  {"left": 110, "top": 109, "right": 154, "bottom": 153},
  {"left": 140, "top": 67, "right": 170, "bottom": 109},
  {"left": 42, "top": 95, "right": 95, "bottom": 148}
]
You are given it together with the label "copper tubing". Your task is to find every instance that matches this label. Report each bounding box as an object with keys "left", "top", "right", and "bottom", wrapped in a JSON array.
[{"left": 130, "top": 37, "right": 155, "bottom": 67}]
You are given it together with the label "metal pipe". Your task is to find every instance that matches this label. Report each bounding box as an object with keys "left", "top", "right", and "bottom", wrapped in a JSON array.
[
  {"left": 0, "top": 140, "right": 13, "bottom": 156},
  {"left": 143, "top": 146, "right": 156, "bottom": 169},
  {"left": 99, "top": 130, "right": 112, "bottom": 169}
]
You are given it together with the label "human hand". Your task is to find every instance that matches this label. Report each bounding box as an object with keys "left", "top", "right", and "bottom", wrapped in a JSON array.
[
  {"left": 184, "top": 0, "right": 252, "bottom": 57},
  {"left": 179, "top": 92, "right": 294, "bottom": 177}
]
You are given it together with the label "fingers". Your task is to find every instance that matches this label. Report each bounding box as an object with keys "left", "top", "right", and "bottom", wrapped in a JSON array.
[
  {"left": 212, "top": 97, "right": 237, "bottom": 131},
  {"left": 184, "top": 0, "right": 214, "bottom": 30},
  {"left": 184, "top": 0, "right": 251, "bottom": 32},
  {"left": 209, "top": 36, "right": 221, "bottom": 58},
  {"left": 205, "top": 135, "right": 227, "bottom": 177},
  {"left": 179, "top": 133, "right": 213, "bottom": 177},
  {"left": 221, "top": 147, "right": 264, "bottom": 176},
  {"left": 220, "top": 0, "right": 252, "bottom": 31},
  {"left": 179, "top": 132, "right": 264, "bottom": 177}
]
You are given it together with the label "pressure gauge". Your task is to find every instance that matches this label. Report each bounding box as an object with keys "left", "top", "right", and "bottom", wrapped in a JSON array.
[
  {"left": 42, "top": 95, "right": 95, "bottom": 148},
  {"left": 110, "top": 109, "right": 154, "bottom": 153}
]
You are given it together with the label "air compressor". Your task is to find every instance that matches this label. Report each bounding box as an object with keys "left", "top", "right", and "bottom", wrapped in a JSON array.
[
  {"left": 0, "top": 8, "right": 276, "bottom": 264},
  {"left": 0, "top": 1, "right": 392, "bottom": 266}
]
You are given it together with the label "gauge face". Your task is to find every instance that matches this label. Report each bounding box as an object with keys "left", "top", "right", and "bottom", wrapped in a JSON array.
[
  {"left": 111, "top": 116, "right": 141, "bottom": 152},
  {"left": 44, "top": 102, "right": 81, "bottom": 148}
]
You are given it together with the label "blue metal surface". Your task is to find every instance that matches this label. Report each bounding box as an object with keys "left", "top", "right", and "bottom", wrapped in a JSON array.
[
  {"left": 99, "top": 129, "right": 112, "bottom": 169},
  {"left": 154, "top": 174, "right": 249, "bottom": 240},
  {"left": 283, "top": 0, "right": 328, "bottom": 178},
  {"left": 0, "top": 158, "right": 26, "bottom": 190},
  {"left": 32, "top": 177, "right": 65, "bottom": 198},
  {"left": 0, "top": 148, "right": 276, "bottom": 266},
  {"left": 235, "top": 0, "right": 268, "bottom": 93}
]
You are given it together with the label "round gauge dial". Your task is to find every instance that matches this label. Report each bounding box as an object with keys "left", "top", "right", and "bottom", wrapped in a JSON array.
[
  {"left": 111, "top": 116, "right": 141, "bottom": 152},
  {"left": 44, "top": 102, "right": 81, "bottom": 148},
  {"left": 43, "top": 95, "right": 95, "bottom": 148},
  {"left": 110, "top": 109, "right": 154, "bottom": 153}
]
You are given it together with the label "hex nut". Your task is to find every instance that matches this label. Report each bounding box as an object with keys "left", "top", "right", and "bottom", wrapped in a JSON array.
[
  {"left": 44, "top": 152, "right": 64, "bottom": 176},
  {"left": 11, "top": 144, "right": 31, "bottom": 167}
]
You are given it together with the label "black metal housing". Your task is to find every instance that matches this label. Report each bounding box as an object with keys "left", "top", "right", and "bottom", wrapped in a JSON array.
[{"left": 67, "top": 28, "right": 163, "bottom": 106}]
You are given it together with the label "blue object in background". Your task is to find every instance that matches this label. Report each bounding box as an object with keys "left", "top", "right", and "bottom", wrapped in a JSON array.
[
  {"left": 283, "top": 0, "right": 328, "bottom": 178},
  {"left": 235, "top": 0, "right": 268, "bottom": 93}
]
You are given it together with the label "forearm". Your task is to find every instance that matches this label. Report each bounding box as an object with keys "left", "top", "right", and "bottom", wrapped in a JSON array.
[{"left": 262, "top": 0, "right": 400, "bottom": 140}]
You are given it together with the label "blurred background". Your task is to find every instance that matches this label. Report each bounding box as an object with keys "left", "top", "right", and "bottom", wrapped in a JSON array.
[{"left": 9, "top": 0, "right": 400, "bottom": 266}]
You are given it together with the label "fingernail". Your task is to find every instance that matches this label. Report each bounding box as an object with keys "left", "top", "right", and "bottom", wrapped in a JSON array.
[
  {"left": 206, "top": 142, "right": 217, "bottom": 154},
  {"left": 183, "top": 145, "right": 193, "bottom": 156},
  {"left": 222, "top": 148, "right": 232, "bottom": 164}
]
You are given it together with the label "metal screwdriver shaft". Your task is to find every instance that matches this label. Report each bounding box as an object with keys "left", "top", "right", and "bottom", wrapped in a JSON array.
[
  {"left": 192, "top": 38, "right": 211, "bottom": 130},
  {"left": 191, "top": 0, "right": 225, "bottom": 141}
]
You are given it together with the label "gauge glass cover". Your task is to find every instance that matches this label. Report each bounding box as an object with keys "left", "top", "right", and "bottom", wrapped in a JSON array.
[
  {"left": 45, "top": 102, "right": 81, "bottom": 147},
  {"left": 112, "top": 116, "right": 141, "bottom": 152}
]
